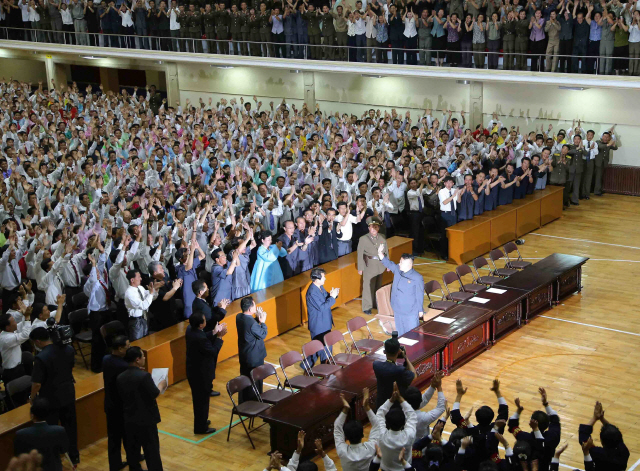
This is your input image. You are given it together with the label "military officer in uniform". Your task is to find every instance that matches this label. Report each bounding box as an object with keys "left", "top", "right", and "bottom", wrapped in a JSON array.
[
  {"left": 377, "top": 247, "right": 424, "bottom": 336},
  {"left": 319, "top": 4, "right": 335, "bottom": 60},
  {"left": 214, "top": 1, "right": 230, "bottom": 54},
  {"left": 567, "top": 134, "right": 588, "bottom": 206},
  {"left": 179, "top": 4, "right": 191, "bottom": 51},
  {"left": 229, "top": 4, "right": 244, "bottom": 54},
  {"left": 239, "top": 2, "right": 251, "bottom": 55},
  {"left": 594, "top": 130, "right": 618, "bottom": 197},
  {"left": 203, "top": 4, "right": 216, "bottom": 53},
  {"left": 357, "top": 216, "right": 388, "bottom": 316},
  {"left": 189, "top": 3, "right": 203, "bottom": 53},
  {"left": 258, "top": 2, "right": 271, "bottom": 56},
  {"left": 303, "top": 5, "right": 321, "bottom": 59},
  {"left": 248, "top": 9, "right": 261, "bottom": 56}
]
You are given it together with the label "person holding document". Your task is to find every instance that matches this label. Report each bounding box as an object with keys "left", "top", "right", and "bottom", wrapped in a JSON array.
[
  {"left": 377, "top": 245, "right": 425, "bottom": 336},
  {"left": 185, "top": 311, "right": 227, "bottom": 435}
]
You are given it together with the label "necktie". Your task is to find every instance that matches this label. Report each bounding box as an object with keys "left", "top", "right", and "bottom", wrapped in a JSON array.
[
  {"left": 71, "top": 261, "right": 80, "bottom": 285},
  {"left": 190, "top": 165, "right": 195, "bottom": 179},
  {"left": 418, "top": 194, "right": 423, "bottom": 211},
  {"left": 98, "top": 270, "right": 111, "bottom": 306},
  {"left": 269, "top": 212, "right": 275, "bottom": 231},
  {"left": 137, "top": 287, "right": 147, "bottom": 320},
  {"left": 8, "top": 263, "right": 19, "bottom": 286},
  {"left": 449, "top": 190, "right": 453, "bottom": 210}
]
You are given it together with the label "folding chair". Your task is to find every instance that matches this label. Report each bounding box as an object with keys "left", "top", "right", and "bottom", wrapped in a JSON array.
[
  {"left": 346, "top": 316, "right": 384, "bottom": 355},
  {"left": 100, "top": 320, "right": 126, "bottom": 346},
  {"left": 226, "top": 375, "right": 270, "bottom": 449},
  {"left": 301, "top": 340, "right": 342, "bottom": 378},
  {"left": 68, "top": 308, "right": 92, "bottom": 369},
  {"left": 489, "top": 249, "right": 519, "bottom": 277},
  {"left": 472, "top": 257, "right": 504, "bottom": 286},
  {"left": 424, "top": 281, "right": 457, "bottom": 311},
  {"left": 279, "top": 351, "right": 321, "bottom": 392},
  {"left": 374, "top": 284, "right": 396, "bottom": 335},
  {"left": 455, "top": 265, "right": 487, "bottom": 294},
  {"left": 323, "top": 330, "right": 362, "bottom": 367},
  {"left": 249, "top": 364, "right": 293, "bottom": 404},
  {"left": 441, "top": 272, "right": 475, "bottom": 302},
  {"left": 71, "top": 291, "right": 89, "bottom": 308},
  {"left": 503, "top": 242, "right": 532, "bottom": 269},
  {"left": 21, "top": 351, "right": 33, "bottom": 373},
  {"left": 6, "top": 375, "right": 32, "bottom": 409},
  {"left": 421, "top": 215, "right": 445, "bottom": 257}
]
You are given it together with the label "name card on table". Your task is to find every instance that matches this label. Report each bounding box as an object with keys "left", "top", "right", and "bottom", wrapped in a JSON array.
[
  {"left": 469, "top": 297, "right": 491, "bottom": 304},
  {"left": 398, "top": 338, "right": 419, "bottom": 346},
  {"left": 486, "top": 288, "right": 507, "bottom": 294},
  {"left": 433, "top": 316, "right": 456, "bottom": 324}
]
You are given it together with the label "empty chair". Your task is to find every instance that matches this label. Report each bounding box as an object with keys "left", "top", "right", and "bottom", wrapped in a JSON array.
[
  {"left": 279, "top": 350, "right": 321, "bottom": 392},
  {"left": 68, "top": 308, "right": 92, "bottom": 369},
  {"left": 455, "top": 265, "right": 487, "bottom": 294},
  {"left": 301, "top": 340, "right": 342, "bottom": 377},
  {"left": 441, "top": 272, "right": 475, "bottom": 302},
  {"left": 421, "top": 216, "right": 445, "bottom": 257},
  {"left": 249, "top": 364, "right": 293, "bottom": 404},
  {"left": 374, "top": 284, "right": 396, "bottom": 335},
  {"left": 503, "top": 242, "right": 532, "bottom": 269},
  {"left": 346, "top": 316, "right": 384, "bottom": 355},
  {"left": 424, "top": 281, "right": 457, "bottom": 311},
  {"left": 472, "top": 257, "right": 504, "bottom": 285},
  {"left": 100, "top": 320, "right": 127, "bottom": 346},
  {"left": 489, "top": 249, "right": 519, "bottom": 277},
  {"left": 6, "top": 375, "right": 32, "bottom": 409},
  {"left": 323, "top": 330, "right": 362, "bottom": 367},
  {"left": 71, "top": 291, "right": 89, "bottom": 308},
  {"left": 21, "top": 351, "right": 33, "bottom": 373},
  {"left": 226, "top": 375, "right": 271, "bottom": 448}
]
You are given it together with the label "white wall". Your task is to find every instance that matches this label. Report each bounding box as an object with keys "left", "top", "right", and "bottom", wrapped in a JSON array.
[{"left": 175, "top": 64, "right": 639, "bottom": 166}]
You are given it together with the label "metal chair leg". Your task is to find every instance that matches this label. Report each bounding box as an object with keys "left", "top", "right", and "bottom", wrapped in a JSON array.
[
  {"left": 227, "top": 411, "right": 234, "bottom": 442},
  {"left": 238, "top": 415, "right": 256, "bottom": 449}
]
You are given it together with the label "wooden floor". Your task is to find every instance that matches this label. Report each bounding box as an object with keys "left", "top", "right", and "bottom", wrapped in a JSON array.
[{"left": 70, "top": 194, "right": 640, "bottom": 471}]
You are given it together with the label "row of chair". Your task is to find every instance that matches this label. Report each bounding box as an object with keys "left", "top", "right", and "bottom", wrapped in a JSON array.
[{"left": 425, "top": 242, "right": 531, "bottom": 310}]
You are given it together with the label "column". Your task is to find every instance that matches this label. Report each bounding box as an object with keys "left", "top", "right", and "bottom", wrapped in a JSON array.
[
  {"left": 99, "top": 67, "right": 119, "bottom": 92},
  {"left": 165, "top": 62, "right": 180, "bottom": 106},
  {"left": 44, "top": 56, "right": 56, "bottom": 90},
  {"left": 469, "top": 81, "right": 484, "bottom": 129},
  {"left": 303, "top": 71, "right": 315, "bottom": 110}
]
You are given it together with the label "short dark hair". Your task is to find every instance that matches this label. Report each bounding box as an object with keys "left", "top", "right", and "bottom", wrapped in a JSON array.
[
  {"left": 384, "top": 337, "right": 400, "bottom": 355},
  {"left": 310, "top": 268, "right": 325, "bottom": 281},
  {"left": 192, "top": 279, "right": 207, "bottom": 297},
  {"left": 475, "top": 405, "right": 495, "bottom": 426},
  {"left": 531, "top": 410, "right": 549, "bottom": 432},
  {"left": 240, "top": 296, "right": 255, "bottom": 313},
  {"left": 189, "top": 312, "right": 205, "bottom": 328},
  {"left": 0, "top": 314, "right": 12, "bottom": 331},
  {"left": 175, "top": 247, "right": 187, "bottom": 262},
  {"left": 212, "top": 248, "right": 224, "bottom": 261},
  {"left": 112, "top": 335, "right": 129, "bottom": 350},
  {"left": 343, "top": 420, "right": 364, "bottom": 444},
  {"left": 403, "top": 386, "right": 423, "bottom": 410},
  {"left": 124, "top": 346, "right": 144, "bottom": 363},
  {"left": 385, "top": 407, "right": 406, "bottom": 431},
  {"left": 126, "top": 270, "right": 140, "bottom": 283},
  {"left": 298, "top": 462, "right": 318, "bottom": 471},
  {"left": 400, "top": 253, "right": 414, "bottom": 262},
  {"left": 29, "top": 327, "right": 50, "bottom": 341},
  {"left": 600, "top": 423, "right": 623, "bottom": 449},
  {"left": 30, "top": 397, "right": 51, "bottom": 421},
  {"left": 30, "top": 303, "right": 45, "bottom": 322}
]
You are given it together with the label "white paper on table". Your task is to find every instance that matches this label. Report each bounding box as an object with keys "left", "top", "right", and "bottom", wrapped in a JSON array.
[
  {"left": 470, "top": 297, "right": 490, "bottom": 304},
  {"left": 151, "top": 368, "right": 169, "bottom": 394},
  {"left": 433, "top": 316, "right": 456, "bottom": 324},
  {"left": 486, "top": 288, "right": 507, "bottom": 294},
  {"left": 398, "top": 338, "right": 419, "bottom": 346}
]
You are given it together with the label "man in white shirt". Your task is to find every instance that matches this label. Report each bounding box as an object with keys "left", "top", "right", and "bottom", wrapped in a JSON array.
[
  {"left": 124, "top": 269, "right": 158, "bottom": 341},
  {"left": 0, "top": 313, "right": 32, "bottom": 385},
  {"left": 406, "top": 178, "right": 429, "bottom": 256},
  {"left": 403, "top": 371, "right": 447, "bottom": 442},
  {"left": 335, "top": 201, "right": 361, "bottom": 256},
  {"left": 0, "top": 243, "right": 23, "bottom": 313},
  {"left": 86, "top": 250, "right": 112, "bottom": 372},
  {"left": 375, "top": 383, "right": 418, "bottom": 471},
  {"left": 30, "top": 297, "right": 64, "bottom": 330},
  {"left": 265, "top": 430, "right": 338, "bottom": 471},
  {"left": 334, "top": 387, "right": 381, "bottom": 471},
  {"left": 437, "top": 176, "right": 461, "bottom": 227}
]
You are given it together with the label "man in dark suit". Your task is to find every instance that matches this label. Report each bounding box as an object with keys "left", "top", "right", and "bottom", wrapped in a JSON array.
[
  {"left": 192, "top": 279, "right": 228, "bottom": 333},
  {"left": 14, "top": 397, "right": 68, "bottom": 471},
  {"left": 28, "top": 327, "right": 79, "bottom": 465},
  {"left": 116, "top": 346, "right": 167, "bottom": 471},
  {"left": 102, "top": 335, "right": 131, "bottom": 471},
  {"left": 318, "top": 209, "right": 339, "bottom": 264},
  {"left": 372, "top": 337, "right": 416, "bottom": 410},
  {"left": 186, "top": 312, "right": 227, "bottom": 434},
  {"left": 236, "top": 296, "right": 268, "bottom": 403},
  {"left": 305, "top": 268, "right": 339, "bottom": 366}
]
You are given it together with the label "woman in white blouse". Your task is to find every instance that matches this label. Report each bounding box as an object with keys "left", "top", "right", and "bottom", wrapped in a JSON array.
[
  {"left": 59, "top": 2, "right": 74, "bottom": 44},
  {"left": 27, "top": 0, "right": 39, "bottom": 42},
  {"left": 118, "top": 3, "right": 135, "bottom": 48},
  {"left": 402, "top": 7, "right": 418, "bottom": 65},
  {"left": 629, "top": 9, "right": 640, "bottom": 75}
]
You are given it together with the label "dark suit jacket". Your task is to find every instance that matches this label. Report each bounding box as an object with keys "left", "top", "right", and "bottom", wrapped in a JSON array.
[
  {"left": 102, "top": 354, "right": 129, "bottom": 412},
  {"left": 116, "top": 367, "right": 161, "bottom": 426},
  {"left": 14, "top": 422, "right": 68, "bottom": 471},
  {"left": 318, "top": 220, "right": 339, "bottom": 264},
  {"left": 185, "top": 325, "right": 223, "bottom": 383},
  {"left": 372, "top": 360, "right": 415, "bottom": 409},
  {"left": 236, "top": 313, "right": 267, "bottom": 369},
  {"left": 192, "top": 297, "right": 226, "bottom": 332},
  {"left": 306, "top": 284, "right": 335, "bottom": 339},
  {"left": 31, "top": 344, "right": 76, "bottom": 408}
]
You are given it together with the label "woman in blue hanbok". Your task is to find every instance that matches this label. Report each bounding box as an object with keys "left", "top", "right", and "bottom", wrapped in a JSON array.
[{"left": 250, "top": 231, "right": 288, "bottom": 292}]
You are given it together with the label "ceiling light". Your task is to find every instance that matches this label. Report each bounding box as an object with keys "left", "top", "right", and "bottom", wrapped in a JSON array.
[
  {"left": 456, "top": 80, "right": 471, "bottom": 85},
  {"left": 558, "top": 86, "right": 587, "bottom": 91},
  {"left": 361, "top": 74, "right": 382, "bottom": 78},
  {"left": 290, "top": 70, "right": 300, "bottom": 73},
  {"left": 216, "top": 66, "right": 233, "bottom": 69},
  {"left": 80, "top": 55, "right": 105, "bottom": 60}
]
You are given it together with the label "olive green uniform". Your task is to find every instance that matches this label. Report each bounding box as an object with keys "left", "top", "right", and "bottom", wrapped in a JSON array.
[
  {"left": 304, "top": 11, "right": 321, "bottom": 59},
  {"left": 190, "top": 10, "right": 203, "bottom": 53},
  {"left": 357, "top": 233, "right": 389, "bottom": 313},
  {"left": 319, "top": 12, "right": 335, "bottom": 60},
  {"left": 229, "top": 11, "right": 244, "bottom": 54}
]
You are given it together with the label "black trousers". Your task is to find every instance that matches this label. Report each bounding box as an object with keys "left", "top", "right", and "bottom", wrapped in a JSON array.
[
  {"left": 187, "top": 375, "right": 212, "bottom": 433},
  {"left": 125, "top": 423, "right": 163, "bottom": 471},
  {"left": 46, "top": 402, "right": 79, "bottom": 461},
  {"left": 2, "top": 287, "right": 18, "bottom": 314},
  {"left": 409, "top": 211, "right": 425, "bottom": 255},
  {"left": 238, "top": 362, "right": 263, "bottom": 403},
  {"left": 106, "top": 408, "right": 127, "bottom": 471},
  {"left": 391, "top": 39, "right": 404, "bottom": 64},
  {"left": 559, "top": 38, "right": 572, "bottom": 72},
  {"left": 90, "top": 310, "right": 111, "bottom": 372}
]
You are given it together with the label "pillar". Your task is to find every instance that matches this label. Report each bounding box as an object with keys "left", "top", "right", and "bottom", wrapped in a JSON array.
[
  {"left": 165, "top": 62, "right": 180, "bottom": 107},
  {"left": 469, "top": 81, "right": 484, "bottom": 129},
  {"left": 99, "top": 67, "right": 119, "bottom": 93},
  {"left": 303, "top": 71, "right": 315, "bottom": 110},
  {"left": 44, "top": 56, "right": 69, "bottom": 89},
  {"left": 44, "top": 56, "right": 55, "bottom": 90}
]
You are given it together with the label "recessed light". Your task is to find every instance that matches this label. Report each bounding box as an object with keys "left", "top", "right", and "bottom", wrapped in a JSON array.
[
  {"left": 80, "top": 55, "right": 105, "bottom": 60},
  {"left": 361, "top": 74, "right": 382, "bottom": 78},
  {"left": 456, "top": 80, "right": 471, "bottom": 85},
  {"left": 558, "top": 86, "right": 587, "bottom": 91},
  {"left": 290, "top": 70, "right": 300, "bottom": 73},
  {"left": 215, "top": 66, "right": 233, "bottom": 69}
]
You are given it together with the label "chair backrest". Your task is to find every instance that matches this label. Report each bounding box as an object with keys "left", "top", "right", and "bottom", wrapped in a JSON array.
[
  {"left": 490, "top": 248, "right": 505, "bottom": 263},
  {"left": 442, "top": 272, "right": 460, "bottom": 292},
  {"left": 227, "top": 375, "right": 252, "bottom": 397},
  {"left": 503, "top": 242, "right": 523, "bottom": 261},
  {"left": 101, "top": 320, "right": 126, "bottom": 346},
  {"left": 424, "top": 280, "right": 442, "bottom": 295},
  {"left": 473, "top": 257, "right": 489, "bottom": 271},
  {"left": 347, "top": 316, "right": 368, "bottom": 334},
  {"left": 324, "top": 330, "right": 347, "bottom": 351},
  {"left": 72, "top": 291, "right": 89, "bottom": 308},
  {"left": 21, "top": 351, "right": 33, "bottom": 371},
  {"left": 6, "top": 375, "right": 32, "bottom": 398},
  {"left": 302, "top": 340, "right": 326, "bottom": 359},
  {"left": 280, "top": 350, "right": 304, "bottom": 371},
  {"left": 68, "top": 308, "right": 89, "bottom": 326},
  {"left": 250, "top": 363, "right": 277, "bottom": 384},
  {"left": 456, "top": 264, "right": 474, "bottom": 281},
  {"left": 375, "top": 285, "right": 394, "bottom": 317}
]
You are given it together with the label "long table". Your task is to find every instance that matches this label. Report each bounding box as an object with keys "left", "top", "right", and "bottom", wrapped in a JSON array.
[
  {"left": 0, "top": 236, "right": 412, "bottom": 470},
  {"left": 258, "top": 253, "right": 587, "bottom": 458},
  {"left": 446, "top": 186, "right": 564, "bottom": 265}
]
